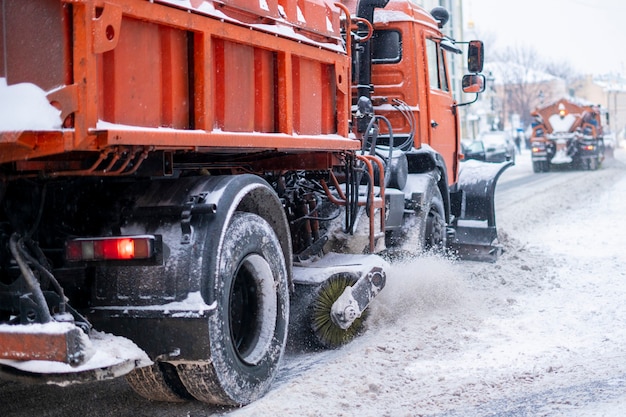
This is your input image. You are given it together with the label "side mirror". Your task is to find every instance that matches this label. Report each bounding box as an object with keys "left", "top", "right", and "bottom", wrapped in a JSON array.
[
  {"left": 462, "top": 73, "right": 485, "bottom": 94},
  {"left": 467, "top": 40, "right": 484, "bottom": 73}
]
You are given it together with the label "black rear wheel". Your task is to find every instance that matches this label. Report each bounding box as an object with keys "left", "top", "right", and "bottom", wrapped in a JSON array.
[
  {"left": 586, "top": 157, "right": 599, "bottom": 171},
  {"left": 533, "top": 160, "right": 550, "bottom": 173},
  {"left": 175, "top": 212, "right": 289, "bottom": 406},
  {"left": 126, "top": 362, "right": 192, "bottom": 402}
]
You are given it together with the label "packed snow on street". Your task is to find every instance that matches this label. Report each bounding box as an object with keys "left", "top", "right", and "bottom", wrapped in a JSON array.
[{"left": 2, "top": 147, "right": 626, "bottom": 417}]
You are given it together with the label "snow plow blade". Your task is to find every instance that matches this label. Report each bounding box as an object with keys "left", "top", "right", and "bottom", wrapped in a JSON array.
[
  {"left": 0, "top": 323, "right": 151, "bottom": 385},
  {"left": 450, "top": 160, "right": 513, "bottom": 262}
]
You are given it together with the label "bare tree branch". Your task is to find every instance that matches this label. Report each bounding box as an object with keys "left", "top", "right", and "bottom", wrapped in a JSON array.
[{"left": 488, "top": 44, "right": 568, "bottom": 128}]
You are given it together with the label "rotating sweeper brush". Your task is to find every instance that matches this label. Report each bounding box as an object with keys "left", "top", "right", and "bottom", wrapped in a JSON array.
[
  {"left": 290, "top": 255, "right": 387, "bottom": 350},
  {"left": 310, "top": 274, "right": 369, "bottom": 348}
]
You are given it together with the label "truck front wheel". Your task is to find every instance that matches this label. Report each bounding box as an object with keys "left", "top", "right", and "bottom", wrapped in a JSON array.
[
  {"left": 423, "top": 186, "right": 447, "bottom": 252},
  {"left": 175, "top": 212, "right": 290, "bottom": 406},
  {"left": 385, "top": 180, "right": 447, "bottom": 257}
]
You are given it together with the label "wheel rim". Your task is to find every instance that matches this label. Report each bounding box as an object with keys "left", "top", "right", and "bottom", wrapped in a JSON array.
[{"left": 229, "top": 254, "right": 277, "bottom": 366}]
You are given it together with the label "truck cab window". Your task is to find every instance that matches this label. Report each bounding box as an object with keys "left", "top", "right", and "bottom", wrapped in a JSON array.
[
  {"left": 372, "top": 30, "right": 402, "bottom": 64},
  {"left": 426, "top": 38, "right": 449, "bottom": 92}
]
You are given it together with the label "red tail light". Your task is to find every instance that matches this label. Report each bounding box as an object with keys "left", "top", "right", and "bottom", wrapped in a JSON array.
[{"left": 66, "top": 236, "right": 156, "bottom": 261}]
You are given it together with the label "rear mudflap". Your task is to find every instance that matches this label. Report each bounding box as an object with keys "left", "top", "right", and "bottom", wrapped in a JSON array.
[
  {"left": 0, "top": 323, "right": 151, "bottom": 385},
  {"left": 449, "top": 159, "right": 513, "bottom": 262}
]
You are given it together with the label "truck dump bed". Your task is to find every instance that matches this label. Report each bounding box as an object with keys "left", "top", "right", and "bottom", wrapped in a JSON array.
[{"left": 0, "top": 0, "right": 357, "bottom": 172}]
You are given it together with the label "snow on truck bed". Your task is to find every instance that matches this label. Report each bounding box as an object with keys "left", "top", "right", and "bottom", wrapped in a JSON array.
[{"left": 0, "top": 78, "right": 62, "bottom": 131}]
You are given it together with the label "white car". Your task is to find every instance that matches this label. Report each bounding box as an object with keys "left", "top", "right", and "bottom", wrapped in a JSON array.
[{"left": 478, "top": 130, "right": 516, "bottom": 163}]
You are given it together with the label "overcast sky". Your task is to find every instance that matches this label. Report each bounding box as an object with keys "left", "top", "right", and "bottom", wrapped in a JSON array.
[{"left": 462, "top": 0, "right": 626, "bottom": 76}]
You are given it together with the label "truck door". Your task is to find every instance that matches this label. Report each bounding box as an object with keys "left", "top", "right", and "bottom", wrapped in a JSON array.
[{"left": 424, "top": 37, "right": 459, "bottom": 184}]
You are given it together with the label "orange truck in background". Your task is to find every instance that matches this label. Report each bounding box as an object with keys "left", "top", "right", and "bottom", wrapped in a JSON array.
[
  {"left": 530, "top": 98, "right": 605, "bottom": 172},
  {"left": 0, "top": 0, "right": 510, "bottom": 406}
]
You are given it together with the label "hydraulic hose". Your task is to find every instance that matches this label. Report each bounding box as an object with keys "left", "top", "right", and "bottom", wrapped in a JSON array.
[
  {"left": 9, "top": 233, "right": 52, "bottom": 323},
  {"left": 362, "top": 114, "right": 395, "bottom": 188},
  {"left": 20, "top": 237, "right": 67, "bottom": 315}
]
